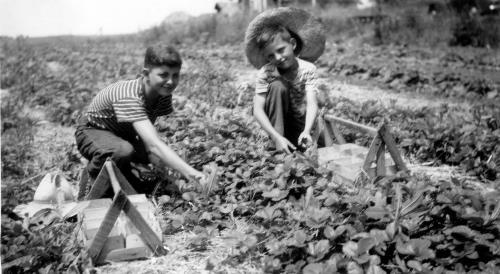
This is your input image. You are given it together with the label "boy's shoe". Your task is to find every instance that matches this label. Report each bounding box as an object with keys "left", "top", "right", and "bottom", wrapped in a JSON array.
[
  {"left": 130, "top": 162, "right": 162, "bottom": 194},
  {"left": 130, "top": 163, "right": 160, "bottom": 183}
]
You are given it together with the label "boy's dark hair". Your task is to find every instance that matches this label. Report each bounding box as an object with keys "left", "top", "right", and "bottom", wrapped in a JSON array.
[
  {"left": 255, "top": 25, "right": 303, "bottom": 55},
  {"left": 144, "top": 45, "right": 182, "bottom": 69}
]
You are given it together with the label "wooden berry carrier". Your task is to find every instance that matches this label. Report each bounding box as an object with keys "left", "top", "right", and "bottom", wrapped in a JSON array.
[
  {"left": 78, "top": 159, "right": 167, "bottom": 265},
  {"left": 315, "top": 112, "right": 409, "bottom": 183}
]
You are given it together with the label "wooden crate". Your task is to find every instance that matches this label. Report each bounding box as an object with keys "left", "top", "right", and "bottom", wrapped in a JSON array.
[
  {"left": 79, "top": 160, "right": 167, "bottom": 265},
  {"left": 318, "top": 144, "right": 397, "bottom": 182},
  {"left": 315, "top": 113, "right": 408, "bottom": 183},
  {"left": 78, "top": 194, "right": 163, "bottom": 264}
]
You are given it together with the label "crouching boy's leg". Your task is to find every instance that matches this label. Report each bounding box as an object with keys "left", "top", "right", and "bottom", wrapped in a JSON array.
[
  {"left": 264, "top": 79, "right": 305, "bottom": 147},
  {"left": 75, "top": 125, "right": 148, "bottom": 195},
  {"left": 285, "top": 113, "right": 305, "bottom": 148},
  {"left": 264, "top": 79, "right": 290, "bottom": 138}
]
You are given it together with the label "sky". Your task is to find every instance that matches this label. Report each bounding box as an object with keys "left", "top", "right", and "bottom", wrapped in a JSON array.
[{"left": 0, "top": 0, "right": 219, "bottom": 37}]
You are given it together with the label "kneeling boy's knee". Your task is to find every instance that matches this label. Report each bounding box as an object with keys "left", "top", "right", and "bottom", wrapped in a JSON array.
[
  {"left": 268, "top": 80, "right": 289, "bottom": 96},
  {"left": 112, "top": 142, "right": 135, "bottom": 161}
]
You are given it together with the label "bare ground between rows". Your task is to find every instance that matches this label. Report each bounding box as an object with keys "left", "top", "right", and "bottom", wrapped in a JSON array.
[{"left": 234, "top": 66, "right": 475, "bottom": 111}]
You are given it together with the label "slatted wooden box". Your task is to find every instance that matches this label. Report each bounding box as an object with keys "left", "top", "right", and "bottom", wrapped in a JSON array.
[
  {"left": 78, "top": 194, "right": 162, "bottom": 264},
  {"left": 315, "top": 114, "right": 408, "bottom": 183},
  {"left": 318, "top": 143, "right": 397, "bottom": 182}
]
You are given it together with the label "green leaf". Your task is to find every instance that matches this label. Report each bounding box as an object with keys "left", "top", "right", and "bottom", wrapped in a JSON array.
[
  {"left": 367, "top": 264, "right": 386, "bottom": 274},
  {"left": 444, "top": 225, "right": 477, "bottom": 241},
  {"left": 323, "top": 226, "right": 335, "bottom": 239},
  {"left": 369, "top": 229, "right": 389, "bottom": 245},
  {"left": 218, "top": 203, "right": 236, "bottom": 214},
  {"left": 343, "top": 241, "right": 358, "bottom": 257},
  {"left": 158, "top": 195, "right": 170, "bottom": 204},
  {"left": 407, "top": 260, "right": 423, "bottom": 271},
  {"left": 346, "top": 261, "right": 364, "bottom": 274},
  {"left": 357, "top": 237, "right": 376, "bottom": 254},
  {"left": 255, "top": 205, "right": 281, "bottom": 221},
  {"left": 265, "top": 239, "right": 287, "bottom": 256},
  {"left": 303, "top": 263, "right": 325, "bottom": 274},
  {"left": 199, "top": 212, "right": 212, "bottom": 222},
  {"left": 396, "top": 239, "right": 435, "bottom": 259},
  {"left": 385, "top": 221, "right": 397, "bottom": 239},
  {"left": 294, "top": 230, "right": 307, "bottom": 246},
  {"left": 365, "top": 206, "right": 389, "bottom": 220},
  {"left": 182, "top": 191, "right": 197, "bottom": 201},
  {"left": 324, "top": 195, "right": 338, "bottom": 206},
  {"left": 307, "top": 240, "right": 331, "bottom": 260},
  {"left": 170, "top": 214, "right": 185, "bottom": 229},
  {"left": 262, "top": 188, "right": 289, "bottom": 201},
  {"left": 305, "top": 207, "right": 331, "bottom": 228}
]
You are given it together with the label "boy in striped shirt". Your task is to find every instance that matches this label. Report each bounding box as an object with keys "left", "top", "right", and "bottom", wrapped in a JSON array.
[{"left": 75, "top": 45, "right": 204, "bottom": 196}]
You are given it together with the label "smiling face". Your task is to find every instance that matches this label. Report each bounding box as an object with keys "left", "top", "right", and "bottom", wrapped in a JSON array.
[
  {"left": 263, "top": 35, "right": 298, "bottom": 70},
  {"left": 145, "top": 65, "right": 180, "bottom": 97}
]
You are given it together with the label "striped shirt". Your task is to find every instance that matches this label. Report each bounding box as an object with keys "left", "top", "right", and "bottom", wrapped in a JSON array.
[
  {"left": 85, "top": 78, "right": 173, "bottom": 139},
  {"left": 255, "top": 58, "right": 319, "bottom": 117}
]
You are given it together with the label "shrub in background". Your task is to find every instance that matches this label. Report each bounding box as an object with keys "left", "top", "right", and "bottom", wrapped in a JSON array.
[
  {"left": 142, "top": 11, "right": 256, "bottom": 46},
  {"left": 317, "top": 4, "right": 359, "bottom": 39},
  {"left": 450, "top": 15, "right": 500, "bottom": 48},
  {"left": 139, "top": 2, "right": 498, "bottom": 49},
  {"left": 371, "top": 4, "right": 456, "bottom": 47},
  {"left": 214, "top": 11, "right": 256, "bottom": 45}
]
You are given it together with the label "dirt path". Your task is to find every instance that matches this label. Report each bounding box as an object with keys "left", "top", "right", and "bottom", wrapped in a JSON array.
[{"left": 233, "top": 66, "right": 473, "bottom": 111}]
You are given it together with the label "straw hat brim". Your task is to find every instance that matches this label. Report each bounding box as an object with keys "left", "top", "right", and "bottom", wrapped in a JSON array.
[{"left": 245, "top": 7, "right": 326, "bottom": 69}]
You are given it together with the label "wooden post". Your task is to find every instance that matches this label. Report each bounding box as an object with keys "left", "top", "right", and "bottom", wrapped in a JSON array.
[
  {"left": 326, "top": 120, "right": 346, "bottom": 144},
  {"left": 88, "top": 191, "right": 127, "bottom": 263},
  {"left": 105, "top": 160, "right": 137, "bottom": 195},
  {"left": 86, "top": 166, "right": 111, "bottom": 199},
  {"left": 324, "top": 115, "right": 378, "bottom": 137},
  {"left": 363, "top": 134, "right": 383, "bottom": 173},
  {"left": 378, "top": 125, "right": 408, "bottom": 172},
  {"left": 318, "top": 115, "right": 334, "bottom": 146},
  {"left": 87, "top": 158, "right": 138, "bottom": 199},
  {"left": 376, "top": 143, "right": 386, "bottom": 176}
]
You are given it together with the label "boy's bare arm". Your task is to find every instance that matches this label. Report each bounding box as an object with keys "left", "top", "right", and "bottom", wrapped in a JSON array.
[
  {"left": 253, "top": 94, "right": 296, "bottom": 153},
  {"left": 303, "top": 89, "right": 319, "bottom": 134},
  {"left": 298, "top": 89, "right": 319, "bottom": 145},
  {"left": 132, "top": 119, "right": 204, "bottom": 180}
]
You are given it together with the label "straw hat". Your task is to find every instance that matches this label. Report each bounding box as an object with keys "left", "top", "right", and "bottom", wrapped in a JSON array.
[{"left": 244, "top": 7, "right": 326, "bottom": 69}]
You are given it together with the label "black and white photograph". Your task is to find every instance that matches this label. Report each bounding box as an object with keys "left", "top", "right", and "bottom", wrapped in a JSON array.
[{"left": 1, "top": 0, "right": 499, "bottom": 273}]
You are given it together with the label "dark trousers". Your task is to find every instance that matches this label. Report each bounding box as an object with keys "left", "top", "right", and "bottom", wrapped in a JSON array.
[
  {"left": 264, "top": 79, "right": 305, "bottom": 147},
  {"left": 75, "top": 116, "right": 150, "bottom": 193}
]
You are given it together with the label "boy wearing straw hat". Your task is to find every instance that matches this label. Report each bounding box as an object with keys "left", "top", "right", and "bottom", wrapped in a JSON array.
[{"left": 245, "top": 7, "right": 326, "bottom": 154}]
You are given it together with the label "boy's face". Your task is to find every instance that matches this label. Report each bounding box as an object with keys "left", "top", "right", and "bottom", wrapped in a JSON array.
[
  {"left": 145, "top": 65, "right": 181, "bottom": 97},
  {"left": 263, "top": 35, "right": 297, "bottom": 70}
]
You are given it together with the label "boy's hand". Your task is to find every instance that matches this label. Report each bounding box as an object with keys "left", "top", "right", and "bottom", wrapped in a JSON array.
[
  {"left": 298, "top": 132, "right": 313, "bottom": 149},
  {"left": 274, "top": 135, "right": 296, "bottom": 154},
  {"left": 190, "top": 170, "right": 206, "bottom": 182}
]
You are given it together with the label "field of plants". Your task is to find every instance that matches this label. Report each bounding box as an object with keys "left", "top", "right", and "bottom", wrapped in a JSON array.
[{"left": 2, "top": 3, "right": 500, "bottom": 273}]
